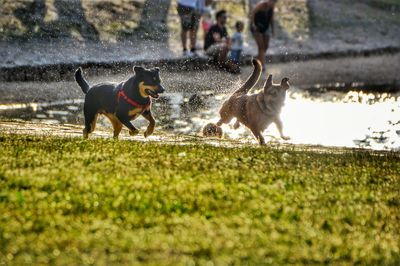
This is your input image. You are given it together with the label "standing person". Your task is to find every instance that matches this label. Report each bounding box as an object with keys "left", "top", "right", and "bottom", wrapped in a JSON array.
[
  {"left": 250, "top": 0, "right": 278, "bottom": 71},
  {"left": 177, "top": 0, "right": 201, "bottom": 56},
  {"left": 204, "top": 10, "right": 239, "bottom": 73},
  {"left": 229, "top": 21, "right": 244, "bottom": 65}
]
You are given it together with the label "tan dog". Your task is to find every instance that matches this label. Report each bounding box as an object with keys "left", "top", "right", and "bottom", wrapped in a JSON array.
[{"left": 216, "top": 59, "right": 290, "bottom": 145}]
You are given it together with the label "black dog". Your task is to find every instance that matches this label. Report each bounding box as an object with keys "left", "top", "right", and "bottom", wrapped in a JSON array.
[{"left": 74, "top": 66, "right": 165, "bottom": 139}]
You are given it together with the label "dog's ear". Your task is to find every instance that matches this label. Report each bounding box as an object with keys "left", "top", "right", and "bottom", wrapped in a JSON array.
[
  {"left": 281, "top": 77, "right": 290, "bottom": 90},
  {"left": 264, "top": 74, "right": 273, "bottom": 90},
  {"left": 133, "top": 66, "right": 145, "bottom": 74}
]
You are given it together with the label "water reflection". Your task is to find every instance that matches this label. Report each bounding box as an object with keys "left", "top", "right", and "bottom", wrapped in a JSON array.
[
  {"left": 283, "top": 90, "right": 400, "bottom": 150},
  {"left": 0, "top": 89, "right": 399, "bottom": 150}
]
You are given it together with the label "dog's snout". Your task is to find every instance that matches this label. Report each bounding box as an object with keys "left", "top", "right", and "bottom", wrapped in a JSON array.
[{"left": 158, "top": 85, "right": 165, "bottom": 93}]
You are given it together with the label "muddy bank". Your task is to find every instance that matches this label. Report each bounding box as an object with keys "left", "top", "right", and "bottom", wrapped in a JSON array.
[
  {"left": 1, "top": 46, "right": 400, "bottom": 82},
  {"left": 0, "top": 120, "right": 275, "bottom": 150},
  {"left": 2, "top": 121, "right": 398, "bottom": 155}
]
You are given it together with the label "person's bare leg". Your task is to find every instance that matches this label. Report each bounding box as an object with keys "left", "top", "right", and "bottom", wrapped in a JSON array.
[
  {"left": 217, "top": 44, "right": 230, "bottom": 65},
  {"left": 264, "top": 34, "right": 270, "bottom": 52},
  {"left": 189, "top": 28, "right": 197, "bottom": 51},
  {"left": 254, "top": 32, "right": 266, "bottom": 70},
  {"left": 263, "top": 34, "right": 270, "bottom": 70},
  {"left": 181, "top": 30, "right": 188, "bottom": 51}
]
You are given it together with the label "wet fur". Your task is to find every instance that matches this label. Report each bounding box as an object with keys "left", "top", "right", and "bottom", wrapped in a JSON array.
[
  {"left": 217, "top": 59, "right": 290, "bottom": 145},
  {"left": 74, "top": 66, "right": 165, "bottom": 139}
]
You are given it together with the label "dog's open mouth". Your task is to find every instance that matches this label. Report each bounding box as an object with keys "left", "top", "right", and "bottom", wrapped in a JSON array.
[{"left": 145, "top": 89, "right": 160, "bottom": 99}]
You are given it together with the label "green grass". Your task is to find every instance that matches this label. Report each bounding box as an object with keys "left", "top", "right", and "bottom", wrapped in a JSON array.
[{"left": 0, "top": 134, "right": 399, "bottom": 265}]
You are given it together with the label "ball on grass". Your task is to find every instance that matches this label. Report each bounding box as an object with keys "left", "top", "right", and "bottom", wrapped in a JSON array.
[{"left": 202, "top": 123, "right": 223, "bottom": 138}]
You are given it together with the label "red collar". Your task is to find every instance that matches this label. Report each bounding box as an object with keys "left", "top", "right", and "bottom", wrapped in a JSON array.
[{"left": 117, "top": 90, "right": 151, "bottom": 109}]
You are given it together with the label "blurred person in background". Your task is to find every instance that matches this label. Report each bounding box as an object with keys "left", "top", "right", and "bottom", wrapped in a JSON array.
[
  {"left": 250, "top": 0, "right": 278, "bottom": 72},
  {"left": 177, "top": 0, "right": 201, "bottom": 56},
  {"left": 204, "top": 10, "right": 239, "bottom": 73},
  {"left": 229, "top": 21, "right": 244, "bottom": 65},
  {"left": 201, "top": 7, "right": 213, "bottom": 43},
  {"left": 177, "top": 0, "right": 212, "bottom": 57}
]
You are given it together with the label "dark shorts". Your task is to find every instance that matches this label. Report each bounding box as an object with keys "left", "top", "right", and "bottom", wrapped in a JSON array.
[
  {"left": 250, "top": 24, "right": 270, "bottom": 37},
  {"left": 177, "top": 4, "right": 200, "bottom": 31}
]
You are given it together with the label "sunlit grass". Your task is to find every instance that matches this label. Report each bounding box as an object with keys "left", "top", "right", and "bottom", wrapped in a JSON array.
[{"left": 0, "top": 134, "right": 399, "bottom": 265}]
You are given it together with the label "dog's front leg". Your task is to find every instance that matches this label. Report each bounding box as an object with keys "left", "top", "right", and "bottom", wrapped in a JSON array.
[
  {"left": 250, "top": 128, "right": 266, "bottom": 145},
  {"left": 233, "top": 119, "right": 241, "bottom": 129},
  {"left": 116, "top": 113, "right": 139, "bottom": 136},
  {"left": 274, "top": 117, "right": 290, "bottom": 141},
  {"left": 142, "top": 110, "right": 155, "bottom": 138}
]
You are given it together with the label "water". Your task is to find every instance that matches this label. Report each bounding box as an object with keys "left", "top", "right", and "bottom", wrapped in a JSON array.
[{"left": 0, "top": 89, "right": 399, "bottom": 150}]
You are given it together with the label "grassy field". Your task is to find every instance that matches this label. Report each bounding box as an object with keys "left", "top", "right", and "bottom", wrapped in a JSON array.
[{"left": 0, "top": 134, "right": 399, "bottom": 265}]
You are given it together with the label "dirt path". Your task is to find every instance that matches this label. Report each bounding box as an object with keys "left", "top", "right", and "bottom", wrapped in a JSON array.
[
  {"left": 0, "top": 53, "right": 399, "bottom": 104},
  {"left": 0, "top": 120, "right": 263, "bottom": 148}
]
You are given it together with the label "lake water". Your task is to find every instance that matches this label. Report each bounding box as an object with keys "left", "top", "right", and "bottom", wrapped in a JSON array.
[{"left": 0, "top": 88, "right": 399, "bottom": 150}]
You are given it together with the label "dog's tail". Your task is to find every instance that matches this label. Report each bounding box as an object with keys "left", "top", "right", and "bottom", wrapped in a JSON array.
[
  {"left": 233, "top": 58, "right": 262, "bottom": 95},
  {"left": 75, "top": 67, "right": 90, "bottom": 94}
]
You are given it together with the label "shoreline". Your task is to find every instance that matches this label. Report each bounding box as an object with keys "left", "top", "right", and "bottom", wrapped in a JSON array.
[{"left": 1, "top": 46, "right": 399, "bottom": 82}]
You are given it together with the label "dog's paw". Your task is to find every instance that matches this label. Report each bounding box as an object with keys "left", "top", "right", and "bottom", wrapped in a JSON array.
[
  {"left": 281, "top": 136, "right": 291, "bottom": 141},
  {"left": 144, "top": 130, "right": 153, "bottom": 138},
  {"left": 129, "top": 129, "right": 139, "bottom": 136},
  {"left": 233, "top": 121, "right": 240, "bottom": 130}
]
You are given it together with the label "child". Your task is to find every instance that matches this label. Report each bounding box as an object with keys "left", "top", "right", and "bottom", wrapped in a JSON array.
[
  {"left": 201, "top": 7, "right": 213, "bottom": 42},
  {"left": 229, "top": 21, "right": 244, "bottom": 64}
]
